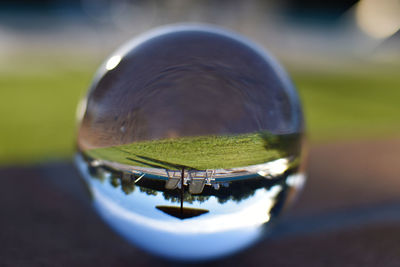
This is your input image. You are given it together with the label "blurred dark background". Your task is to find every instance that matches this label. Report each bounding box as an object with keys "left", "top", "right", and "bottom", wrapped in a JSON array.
[{"left": 0, "top": 1, "right": 399, "bottom": 266}]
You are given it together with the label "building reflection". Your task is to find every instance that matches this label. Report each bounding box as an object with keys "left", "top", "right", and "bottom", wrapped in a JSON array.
[
  {"left": 79, "top": 131, "right": 305, "bottom": 258},
  {"left": 78, "top": 153, "right": 305, "bottom": 260},
  {"left": 86, "top": 153, "right": 300, "bottom": 205}
]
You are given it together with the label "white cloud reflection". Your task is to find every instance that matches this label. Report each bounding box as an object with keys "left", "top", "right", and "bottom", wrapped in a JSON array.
[{"left": 92, "top": 184, "right": 281, "bottom": 235}]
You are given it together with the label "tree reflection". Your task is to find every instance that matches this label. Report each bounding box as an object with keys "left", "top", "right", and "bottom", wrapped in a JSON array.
[
  {"left": 87, "top": 163, "right": 293, "bottom": 203},
  {"left": 260, "top": 132, "right": 302, "bottom": 158},
  {"left": 121, "top": 177, "right": 135, "bottom": 195},
  {"left": 139, "top": 187, "right": 158, "bottom": 196}
]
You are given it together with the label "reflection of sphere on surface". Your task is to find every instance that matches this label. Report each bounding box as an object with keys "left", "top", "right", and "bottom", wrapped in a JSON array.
[{"left": 76, "top": 25, "right": 306, "bottom": 260}]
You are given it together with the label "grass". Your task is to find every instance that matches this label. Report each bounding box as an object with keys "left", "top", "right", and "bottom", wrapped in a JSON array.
[
  {"left": 293, "top": 69, "right": 400, "bottom": 140},
  {"left": 85, "top": 133, "right": 286, "bottom": 170},
  {"left": 0, "top": 55, "right": 97, "bottom": 165},
  {"left": 1, "top": 55, "right": 399, "bottom": 166}
]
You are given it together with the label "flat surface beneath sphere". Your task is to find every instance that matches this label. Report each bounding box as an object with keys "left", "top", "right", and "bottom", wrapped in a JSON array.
[{"left": 1, "top": 139, "right": 400, "bottom": 266}]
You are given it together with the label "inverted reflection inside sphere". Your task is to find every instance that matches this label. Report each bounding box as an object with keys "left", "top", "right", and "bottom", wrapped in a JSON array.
[{"left": 76, "top": 25, "right": 306, "bottom": 260}]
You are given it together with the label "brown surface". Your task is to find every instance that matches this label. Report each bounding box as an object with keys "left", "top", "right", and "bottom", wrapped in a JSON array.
[{"left": 1, "top": 139, "right": 400, "bottom": 266}]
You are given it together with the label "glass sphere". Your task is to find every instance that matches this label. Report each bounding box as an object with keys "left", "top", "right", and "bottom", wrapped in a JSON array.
[{"left": 76, "top": 24, "right": 306, "bottom": 260}]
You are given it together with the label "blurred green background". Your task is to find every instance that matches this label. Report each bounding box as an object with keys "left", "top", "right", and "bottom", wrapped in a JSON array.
[
  {"left": 2, "top": 57, "right": 398, "bottom": 166},
  {"left": 1, "top": 0, "right": 399, "bottom": 166}
]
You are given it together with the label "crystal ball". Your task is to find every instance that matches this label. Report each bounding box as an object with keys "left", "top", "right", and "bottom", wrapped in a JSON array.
[{"left": 76, "top": 25, "right": 306, "bottom": 260}]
